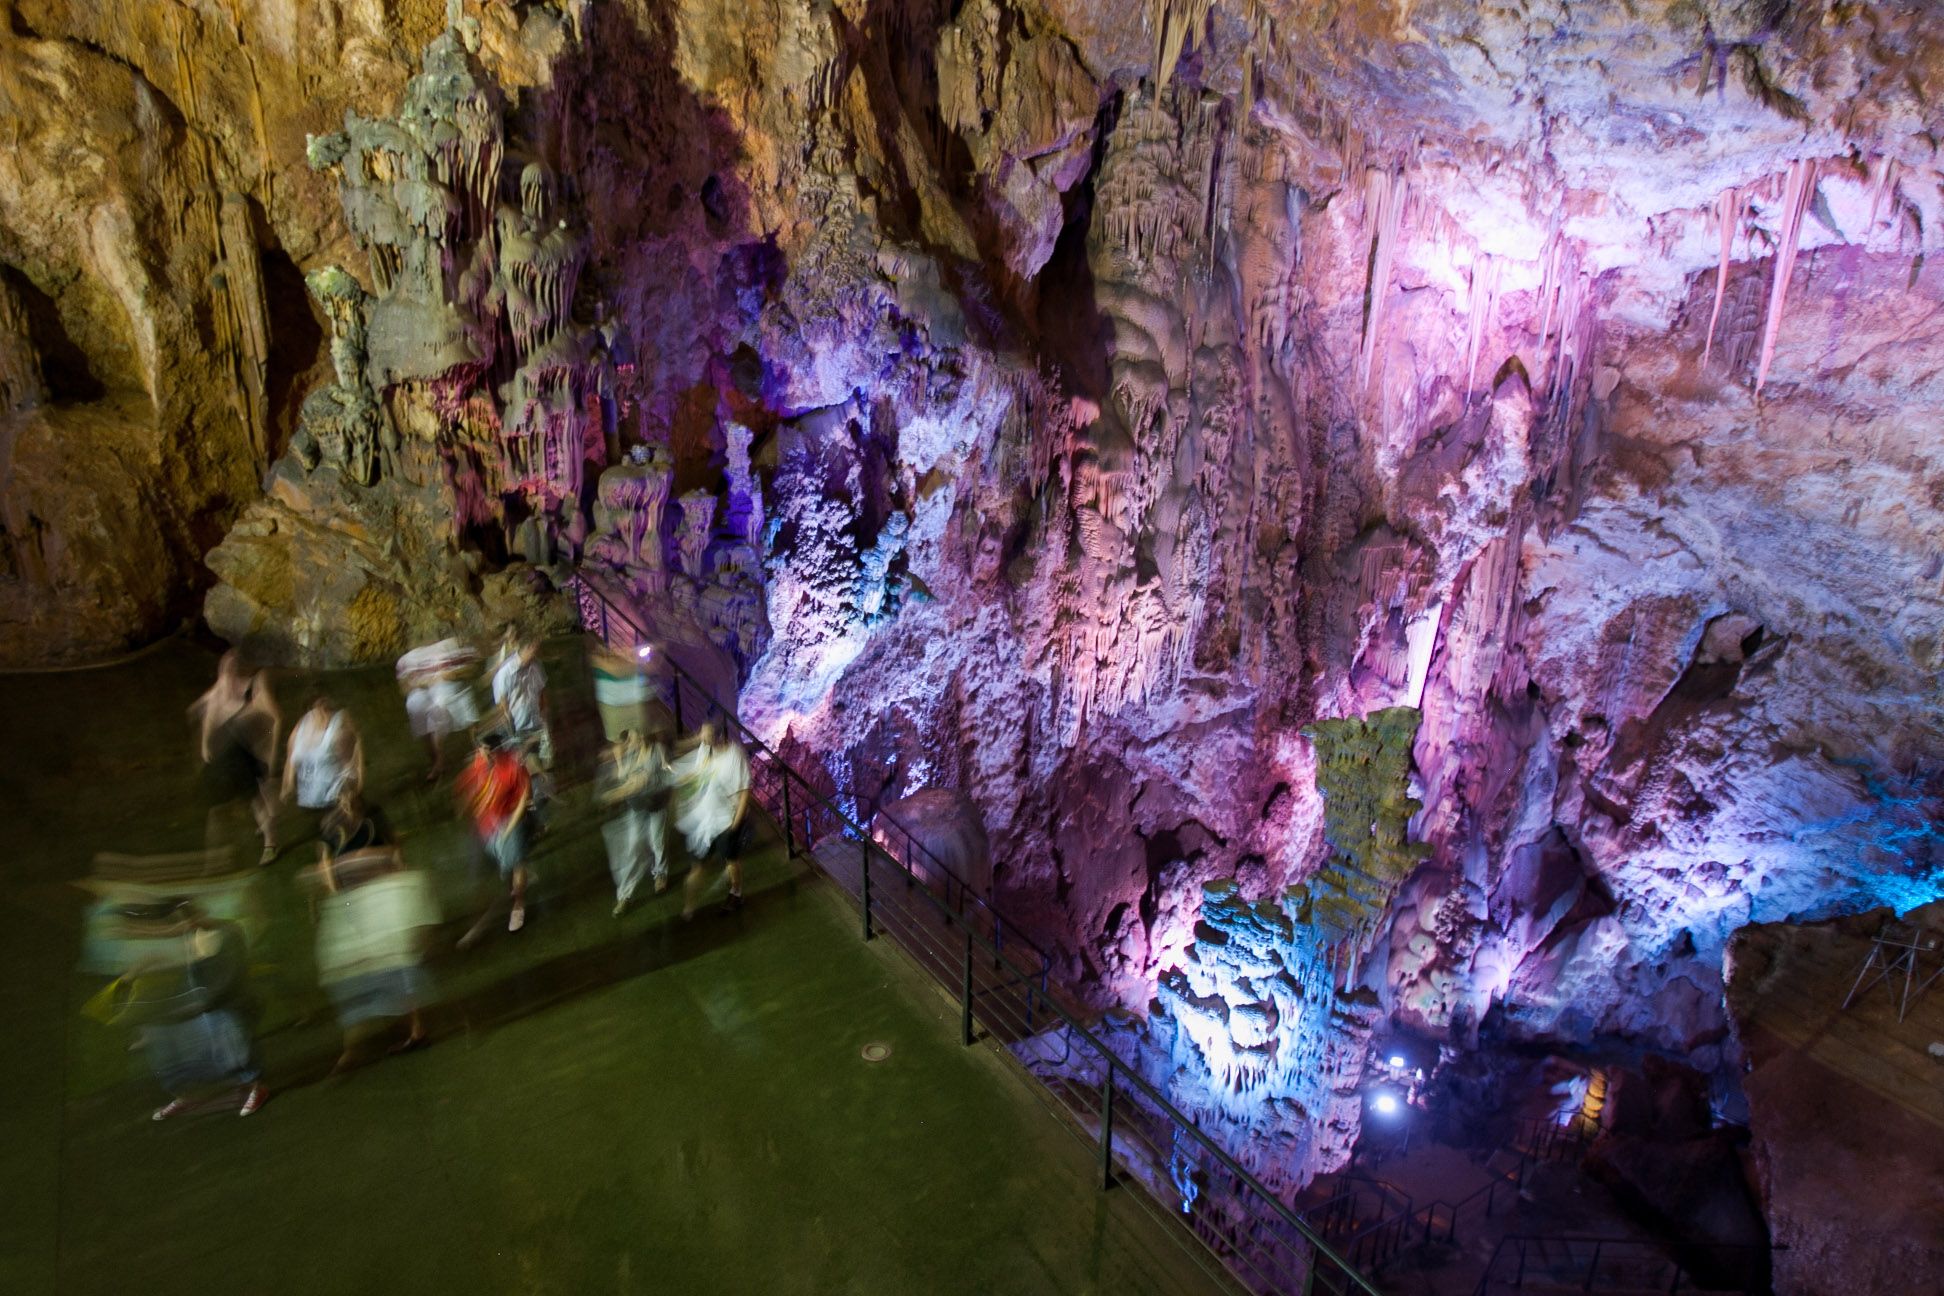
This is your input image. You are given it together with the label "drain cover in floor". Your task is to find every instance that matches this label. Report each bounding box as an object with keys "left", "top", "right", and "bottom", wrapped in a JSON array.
[{"left": 860, "top": 1042, "right": 892, "bottom": 1063}]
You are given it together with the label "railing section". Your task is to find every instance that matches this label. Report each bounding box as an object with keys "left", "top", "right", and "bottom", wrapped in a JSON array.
[
  {"left": 566, "top": 572, "right": 1386, "bottom": 1296},
  {"left": 1474, "top": 1235, "right": 1769, "bottom": 1294}
]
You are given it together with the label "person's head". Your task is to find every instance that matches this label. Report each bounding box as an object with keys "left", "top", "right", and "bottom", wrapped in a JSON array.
[
  {"left": 216, "top": 649, "right": 245, "bottom": 684},
  {"left": 308, "top": 693, "right": 336, "bottom": 716},
  {"left": 617, "top": 727, "right": 641, "bottom": 752},
  {"left": 480, "top": 729, "right": 508, "bottom": 756}
]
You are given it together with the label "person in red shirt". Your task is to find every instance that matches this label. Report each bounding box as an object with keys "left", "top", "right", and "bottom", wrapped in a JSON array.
[{"left": 455, "top": 732, "right": 532, "bottom": 946}]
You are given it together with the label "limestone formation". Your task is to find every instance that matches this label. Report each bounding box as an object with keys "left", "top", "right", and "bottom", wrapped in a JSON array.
[{"left": 4, "top": 0, "right": 1942, "bottom": 1237}]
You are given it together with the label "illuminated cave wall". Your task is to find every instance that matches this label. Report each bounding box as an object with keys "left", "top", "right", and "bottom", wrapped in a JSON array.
[{"left": 5, "top": 0, "right": 1944, "bottom": 1194}]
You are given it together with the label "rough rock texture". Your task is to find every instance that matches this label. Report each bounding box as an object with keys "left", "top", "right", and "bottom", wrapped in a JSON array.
[
  {"left": 1725, "top": 907, "right": 1944, "bottom": 1294},
  {"left": 7, "top": 0, "right": 1944, "bottom": 1212}
]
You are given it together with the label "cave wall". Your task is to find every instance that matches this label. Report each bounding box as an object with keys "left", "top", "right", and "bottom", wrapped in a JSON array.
[{"left": 5, "top": 0, "right": 1942, "bottom": 1195}]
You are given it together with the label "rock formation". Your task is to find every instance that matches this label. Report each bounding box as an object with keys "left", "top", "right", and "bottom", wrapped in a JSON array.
[{"left": 5, "top": 0, "right": 1942, "bottom": 1221}]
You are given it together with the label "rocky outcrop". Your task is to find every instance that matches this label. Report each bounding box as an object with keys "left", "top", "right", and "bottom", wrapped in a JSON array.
[{"left": 5, "top": 0, "right": 1943, "bottom": 1226}]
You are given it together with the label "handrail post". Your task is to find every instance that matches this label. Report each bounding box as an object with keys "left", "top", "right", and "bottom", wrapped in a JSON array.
[
  {"left": 860, "top": 838, "right": 873, "bottom": 941},
  {"left": 781, "top": 776, "right": 795, "bottom": 859},
  {"left": 1099, "top": 1059, "right": 1116, "bottom": 1191},
  {"left": 1584, "top": 1239, "right": 1600, "bottom": 1292},
  {"left": 961, "top": 925, "right": 975, "bottom": 1046}
]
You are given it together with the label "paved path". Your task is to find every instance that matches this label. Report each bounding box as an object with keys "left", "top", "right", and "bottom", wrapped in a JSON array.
[{"left": 0, "top": 639, "right": 1226, "bottom": 1296}]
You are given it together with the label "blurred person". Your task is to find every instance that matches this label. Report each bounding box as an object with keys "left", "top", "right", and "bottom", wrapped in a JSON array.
[
  {"left": 306, "top": 797, "right": 436, "bottom": 1069},
  {"left": 455, "top": 731, "right": 533, "bottom": 945},
  {"left": 320, "top": 785, "right": 396, "bottom": 858},
  {"left": 674, "top": 716, "right": 752, "bottom": 919},
  {"left": 105, "top": 899, "right": 266, "bottom": 1120},
  {"left": 599, "top": 728, "right": 673, "bottom": 916},
  {"left": 282, "top": 695, "right": 363, "bottom": 840},
  {"left": 396, "top": 638, "right": 480, "bottom": 782},
  {"left": 190, "top": 650, "right": 281, "bottom": 865},
  {"left": 591, "top": 640, "right": 654, "bottom": 742},
  {"left": 491, "top": 631, "right": 552, "bottom": 768}
]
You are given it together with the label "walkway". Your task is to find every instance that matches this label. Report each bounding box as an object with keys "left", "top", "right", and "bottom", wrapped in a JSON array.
[{"left": 0, "top": 640, "right": 1224, "bottom": 1296}]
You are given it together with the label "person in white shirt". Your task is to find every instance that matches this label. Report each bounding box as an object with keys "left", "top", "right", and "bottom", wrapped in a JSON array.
[
  {"left": 283, "top": 696, "right": 363, "bottom": 819},
  {"left": 673, "top": 718, "right": 751, "bottom": 919},
  {"left": 491, "top": 636, "right": 552, "bottom": 767}
]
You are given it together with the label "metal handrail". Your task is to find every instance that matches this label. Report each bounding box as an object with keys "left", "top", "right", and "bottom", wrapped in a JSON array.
[
  {"left": 1473, "top": 1233, "right": 1770, "bottom": 1295},
  {"left": 1418, "top": 1169, "right": 1511, "bottom": 1246},
  {"left": 568, "top": 570, "right": 1054, "bottom": 979},
  {"left": 566, "top": 571, "right": 1386, "bottom": 1295}
]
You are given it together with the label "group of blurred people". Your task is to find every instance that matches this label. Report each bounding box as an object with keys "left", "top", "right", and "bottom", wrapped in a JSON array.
[{"left": 87, "top": 628, "right": 754, "bottom": 1123}]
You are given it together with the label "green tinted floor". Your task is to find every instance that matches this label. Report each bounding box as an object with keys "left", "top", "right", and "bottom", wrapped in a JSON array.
[{"left": 0, "top": 639, "right": 1225, "bottom": 1296}]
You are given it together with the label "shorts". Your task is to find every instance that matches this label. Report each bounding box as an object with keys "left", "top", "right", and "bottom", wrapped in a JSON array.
[
  {"left": 703, "top": 819, "right": 749, "bottom": 864},
  {"left": 484, "top": 822, "right": 530, "bottom": 878},
  {"left": 145, "top": 1009, "right": 260, "bottom": 1092}
]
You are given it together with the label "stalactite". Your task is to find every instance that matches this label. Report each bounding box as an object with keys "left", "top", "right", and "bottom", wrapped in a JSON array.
[
  {"left": 1866, "top": 155, "right": 1897, "bottom": 234},
  {"left": 1550, "top": 267, "right": 1591, "bottom": 401},
  {"left": 1755, "top": 159, "right": 1817, "bottom": 395},
  {"left": 1357, "top": 169, "right": 1406, "bottom": 391},
  {"left": 0, "top": 275, "right": 45, "bottom": 413},
  {"left": 1150, "top": 0, "right": 1214, "bottom": 93},
  {"left": 1702, "top": 187, "right": 1743, "bottom": 368},
  {"left": 1463, "top": 254, "right": 1501, "bottom": 398},
  {"left": 218, "top": 191, "right": 272, "bottom": 473},
  {"left": 1535, "top": 235, "right": 1563, "bottom": 357}
]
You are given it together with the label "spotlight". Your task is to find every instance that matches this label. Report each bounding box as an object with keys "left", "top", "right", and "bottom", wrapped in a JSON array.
[
  {"left": 1372, "top": 1093, "right": 1400, "bottom": 1117},
  {"left": 636, "top": 644, "right": 652, "bottom": 659},
  {"left": 1388, "top": 1055, "right": 1406, "bottom": 1069}
]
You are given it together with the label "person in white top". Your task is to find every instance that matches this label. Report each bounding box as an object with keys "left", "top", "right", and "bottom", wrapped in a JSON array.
[
  {"left": 396, "top": 638, "right": 480, "bottom": 782},
  {"left": 491, "top": 635, "right": 552, "bottom": 767},
  {"left": 283, "top": 696, "right": 364, "bottom": 818},
  {"left": 673, "top": 718, "right": 751, "bottom": 919}
]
